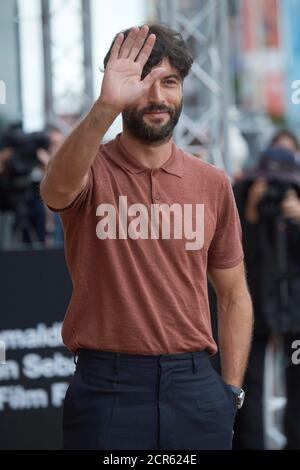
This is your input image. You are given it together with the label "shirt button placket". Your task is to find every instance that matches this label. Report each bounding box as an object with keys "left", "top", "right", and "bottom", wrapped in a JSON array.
[{"left": 151, "top": 169, "right": 160, "bottom": 204}]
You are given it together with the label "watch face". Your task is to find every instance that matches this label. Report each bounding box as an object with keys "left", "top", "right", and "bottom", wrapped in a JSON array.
[
  {"left": 237, "top": 390, "right": 245, "bottom": 409},
  {"left": 228, "top": 385, "right": 245, "bottom": 409}
]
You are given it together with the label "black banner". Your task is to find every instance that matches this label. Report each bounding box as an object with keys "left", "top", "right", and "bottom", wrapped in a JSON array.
[{"left": 0, "top": 248, "right": 73, "bottom": 449}]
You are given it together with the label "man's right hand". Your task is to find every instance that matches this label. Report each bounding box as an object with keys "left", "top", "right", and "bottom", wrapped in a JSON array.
[{"left": 99, "top": 25, "right": 164, "bottom": 112}]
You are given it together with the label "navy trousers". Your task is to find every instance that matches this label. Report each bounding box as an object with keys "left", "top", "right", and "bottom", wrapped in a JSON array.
[{"left": 63, "top": 349, "right": 237, "bottom": 450}]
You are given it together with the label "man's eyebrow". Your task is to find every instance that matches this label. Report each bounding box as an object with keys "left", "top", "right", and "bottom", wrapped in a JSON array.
[{"left": 163, "top": 74, "right": 181, "bottom": 81}]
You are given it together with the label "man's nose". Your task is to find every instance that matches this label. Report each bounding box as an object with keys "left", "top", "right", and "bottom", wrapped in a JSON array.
[{"left": 148, "top": 82, "right": 164, "bottom": 104}]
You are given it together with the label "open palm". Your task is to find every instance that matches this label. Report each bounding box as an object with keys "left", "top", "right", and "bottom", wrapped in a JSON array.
[{"left": 100, "top": 26, "right": 164, "bottom": 111}]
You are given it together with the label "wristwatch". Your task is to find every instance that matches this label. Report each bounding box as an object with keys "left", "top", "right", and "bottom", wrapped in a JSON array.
[{"left": 228, "top": 384, "right": 245, "bottom": 410}]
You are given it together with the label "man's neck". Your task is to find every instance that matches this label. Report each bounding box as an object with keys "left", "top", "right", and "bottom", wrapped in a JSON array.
[{"left": 120, "top": 131, "right": 173, "bottom": 169}]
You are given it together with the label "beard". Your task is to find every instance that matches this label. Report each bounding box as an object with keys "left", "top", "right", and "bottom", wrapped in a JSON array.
[{"left": 122, "top": 100, "right": 182, "bottom": 144}]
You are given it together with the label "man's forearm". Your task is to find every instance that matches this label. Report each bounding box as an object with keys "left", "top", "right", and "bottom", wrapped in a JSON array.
[
  {"left": 43, "top": 99, "right": 120, "bottom": 193},
  {"left": 217, "top": 289, "right": 253, "bottom": 387}
]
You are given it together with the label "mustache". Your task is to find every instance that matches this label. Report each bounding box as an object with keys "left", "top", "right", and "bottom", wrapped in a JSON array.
[{"left": 141, "top": 105, "right": 172, "bottom": 115}]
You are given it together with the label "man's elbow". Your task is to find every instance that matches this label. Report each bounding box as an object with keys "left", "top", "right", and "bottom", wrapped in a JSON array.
[
  {"left": 39, "top": 176, "right": 72, "bottom": 209},
  {"left": 39, "top": 173, "right": 88, "bottom": 210}
]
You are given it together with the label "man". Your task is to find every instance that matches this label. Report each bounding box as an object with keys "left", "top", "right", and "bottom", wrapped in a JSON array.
[{"left": 40, "top": 24, "right": 253, "bottom": 450}]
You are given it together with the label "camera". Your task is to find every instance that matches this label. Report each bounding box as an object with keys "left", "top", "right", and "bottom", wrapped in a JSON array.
[
  {"left": 259, "top": 180, "right": 298, "bottom": 218},
  {"left": 0, "top": 123, "right": 49, "bottom": 212},
  {"left": 246, "top": 147, "right": 300, "bottom": 219}
]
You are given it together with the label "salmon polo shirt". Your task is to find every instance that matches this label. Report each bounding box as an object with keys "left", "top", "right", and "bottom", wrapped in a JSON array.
[{"left": 50, "top": 134, "right": 244, "bottom": 355}]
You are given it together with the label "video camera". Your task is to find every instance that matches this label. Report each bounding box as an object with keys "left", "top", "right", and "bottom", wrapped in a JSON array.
[
  {"left": 245, "top": 147, "right": 300, "bottom": 219},
  {"left": 0, "top": 123, "right": 49, "bottom": 211}
]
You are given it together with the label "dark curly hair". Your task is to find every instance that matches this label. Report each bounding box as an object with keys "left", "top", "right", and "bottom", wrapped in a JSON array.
[
  {"left": 270, "top": 129, "right": 300, "bottom": 151},
  {"left": 103, "top": 23, "right": 193, "bottom": 81}
]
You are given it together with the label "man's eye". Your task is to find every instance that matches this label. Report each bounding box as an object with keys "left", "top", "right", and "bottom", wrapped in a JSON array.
[{"left": 165, "top": 80, "right": 177, "bottom": 86}]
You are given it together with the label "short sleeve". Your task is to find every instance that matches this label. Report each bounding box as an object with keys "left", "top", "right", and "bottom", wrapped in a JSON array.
[
  {"left": 208, "top": 173, "right": 244, "bottom": 269},
  {"left": 45, "top": 166, "right": 94, "bottom": 215}
]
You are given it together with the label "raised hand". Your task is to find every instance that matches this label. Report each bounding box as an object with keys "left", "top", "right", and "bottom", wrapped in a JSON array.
[{"left": 99, "top": 25, "right": 164, "bottom": 112}]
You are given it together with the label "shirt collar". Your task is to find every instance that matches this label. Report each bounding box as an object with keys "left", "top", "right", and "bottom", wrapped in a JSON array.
[{"left": 106, "top": 134, "right": 183, "bottom": 178}]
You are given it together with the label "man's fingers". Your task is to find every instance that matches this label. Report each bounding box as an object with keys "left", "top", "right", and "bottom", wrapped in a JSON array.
[
  {"left": 136, "top": 33, "right": 157, "bottom": 68},
  {"left": 142, "top": 66, "right": 165, "bottom": 90},
  {"left": 109, "top": 33, "right": 124, "bottom": 61},
  {"left": 118, "top": 27, "right": 139, "bottom": 58},
  {"left": 128, "top": 25, "right": 150, "bottom": 60},
  {"left": 109, "top": 26, "right": 154, "bottom": 65}
]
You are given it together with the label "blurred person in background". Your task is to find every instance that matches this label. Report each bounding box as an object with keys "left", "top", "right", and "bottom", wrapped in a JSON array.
[
  {"left": 270, "top": 129, "right": 300, "bottom": 154},
  {"left": 19, "top": 125, "right": 65, "bottom": 245},
  {"left": 0, "top": 123, "right": 64, "bottom": 245},
  {"left": 233, "top": 130, "right": 300, "bottom": 449},
  {"left": 0, "top": 123, "right": 47, "bottom": 244}
]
